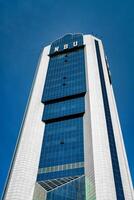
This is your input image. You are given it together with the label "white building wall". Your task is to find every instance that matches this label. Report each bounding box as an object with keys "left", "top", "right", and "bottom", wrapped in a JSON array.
[
  {"left": 99, "top": 41, "right": 134, "bottom": 200},
  {"left": 33, "top": 183, "right": 47, "bottom": 200},
  {"left": 84, "top": 35, "right": 117, "bottom": 200},
  {"left": 3, "top": 46, "right": 50, "bottom": 200},
  {"left": 83, "top": 91, "right": 96, "bottom": 200}
]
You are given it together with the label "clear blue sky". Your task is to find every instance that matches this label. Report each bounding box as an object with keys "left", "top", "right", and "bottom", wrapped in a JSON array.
[{"left": 0, "top": 0, "right": 134, "bottom": 197}]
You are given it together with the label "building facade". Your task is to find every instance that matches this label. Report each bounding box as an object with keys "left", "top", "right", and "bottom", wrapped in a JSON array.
[{"left": 2, "top": 34, "right": 134, "bottom": 200}]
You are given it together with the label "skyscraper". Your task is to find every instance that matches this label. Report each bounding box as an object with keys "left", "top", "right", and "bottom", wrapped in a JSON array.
[{"left": 2, "top": 34, "right": 134, "bottom": 200}]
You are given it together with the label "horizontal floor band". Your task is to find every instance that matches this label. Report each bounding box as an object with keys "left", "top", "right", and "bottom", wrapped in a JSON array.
[
  {"left": 42, "top": 92, "right": 86, "bottom": 105},
  {"left": 38, "top": 162, "right": 84, "bottom": 174},
  {"left": 43, "top": 112, "right": 84, "bottom": 124}
]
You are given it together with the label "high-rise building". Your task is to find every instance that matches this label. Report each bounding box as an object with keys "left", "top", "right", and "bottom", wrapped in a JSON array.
[{"left": 2, "top": 34, "right": 134, "bottom": 200}]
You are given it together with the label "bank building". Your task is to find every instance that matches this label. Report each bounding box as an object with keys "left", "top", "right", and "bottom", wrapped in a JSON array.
[{"left": 2, "top": 34, "right": 134, "bottom": 200}]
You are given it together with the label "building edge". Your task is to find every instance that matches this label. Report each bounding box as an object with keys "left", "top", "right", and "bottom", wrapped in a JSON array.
[{"left": 1, "top": 45, "right": 50, "bottom": 200}]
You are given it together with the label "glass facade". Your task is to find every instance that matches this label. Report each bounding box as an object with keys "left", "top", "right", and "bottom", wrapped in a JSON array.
[
  {"left": 39, "top": 118, "right": 84, "bottom": 166},
  {"left": 37, "top": 117, "right": 84, "bottom": 181},
  {"left": 37, "top": 34, "right": 86, "bottom": 199},
  {"left": 42, "top": 37, "right": 86, "bottom": 103},
  {"left": 46, "top": 176, "right": 85, "bottom": 200},
  {"left": 42, "top": 97, "right": 85, "bottom": 122}
]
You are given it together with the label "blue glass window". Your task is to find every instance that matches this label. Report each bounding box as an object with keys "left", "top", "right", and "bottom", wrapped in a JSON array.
[
  {"left": 37, "top": 34, "right": 86, "bottom": 183},
  {"left": 42, "top": 48, "right": 86, "bottom": 103},
  {"left": 39, "top": 117, "right": 84, "bottom": 168},
  {"left": 43, "top": 97, "right": 85, "bottom": 122},
  {"left": 46, "top": 176, "right": 85, "bottom": 200},
  {"left": 37, "top": 117, "right": 84, "bottom": 181}
]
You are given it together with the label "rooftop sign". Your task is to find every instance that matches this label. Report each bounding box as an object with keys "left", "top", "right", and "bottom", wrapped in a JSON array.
[{"left": 49, "top": 33, "right": 83, "bottom": 55}]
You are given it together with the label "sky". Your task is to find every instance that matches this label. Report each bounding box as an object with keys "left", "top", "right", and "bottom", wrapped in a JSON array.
[{"left": 0, "top": 0, "right": 134, "bottom": 197}]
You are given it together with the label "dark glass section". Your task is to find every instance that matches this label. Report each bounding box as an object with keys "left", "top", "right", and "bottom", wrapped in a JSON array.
[
  {"left": 105, "top": 57, "right": 112, "bottom": 84},
  {"left": 42, "top": 48, "right": 86, "bottom": 103},
  {"left": 46, "top": 176, "right": 85, "bottom": 200},
  {"left": 43, "top": 97, "right": 85, "bottom": 122},
  {"left": 95, "top": 40, "right": 125, "bottom": 200},
  {"left": 39, "top": 117, "right": 84, "bottom": 168},
  {"left": 38, "top": 34, "right": 86, "bottom": 185}
]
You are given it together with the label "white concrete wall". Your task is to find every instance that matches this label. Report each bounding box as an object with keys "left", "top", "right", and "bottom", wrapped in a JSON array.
[
  {"left": 83, "top": 42, "right": 96, "bottom": 200},
  {"left": 3, "top": 45, "right": 50, "bottom": 200},
  {"left": 84, "top": 35, "right": 117, "bottom": 200},
  {"left": 99, "top": 41, "right": 134, "bottom": 200},
  {"left": 84, "top": 35, "right": 134, "bottom": 200},
  {"left": 33, "top": 183, "right": 47, "bottom": 200}
]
